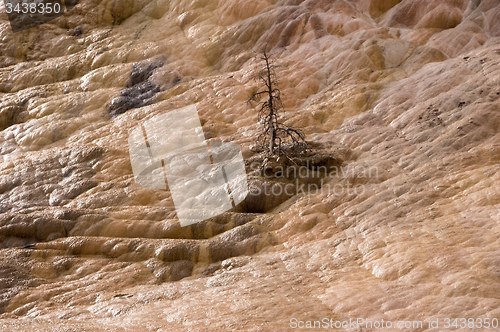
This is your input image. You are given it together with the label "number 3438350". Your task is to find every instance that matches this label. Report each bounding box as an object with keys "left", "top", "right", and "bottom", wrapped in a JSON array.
[
  {"left": 443, "top": 318, "right": 498, "bottom": 329},
  {"left": 5, "top": 2, "right": 62, "bottom": 14}
]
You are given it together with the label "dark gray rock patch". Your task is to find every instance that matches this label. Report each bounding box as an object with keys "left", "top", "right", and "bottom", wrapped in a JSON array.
[{"left": 107, "top": 60, "right": 165, "bottom": 118}]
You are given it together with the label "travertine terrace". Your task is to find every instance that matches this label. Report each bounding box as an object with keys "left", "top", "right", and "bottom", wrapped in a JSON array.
[{"left": 0, "top": 0, "right": 499, "bottom": 330}]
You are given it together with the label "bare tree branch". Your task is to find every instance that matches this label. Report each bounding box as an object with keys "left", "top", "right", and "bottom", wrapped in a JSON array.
[{"left": 247, "top": 52, "right": 308, "bottom": 157}]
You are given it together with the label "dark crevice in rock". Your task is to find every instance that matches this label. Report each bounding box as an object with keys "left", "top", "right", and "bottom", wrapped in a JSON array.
[
  {"left": 240, "top": 147, "right": 344, "bottom": 213},
  {"left": 0, "top": 214, "right": 77, "bottom": 247}
]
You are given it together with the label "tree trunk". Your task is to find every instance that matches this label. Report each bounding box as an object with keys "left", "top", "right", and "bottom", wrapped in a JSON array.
[{"left": 264, "top": 52, "right": 275, "bottom": 155}]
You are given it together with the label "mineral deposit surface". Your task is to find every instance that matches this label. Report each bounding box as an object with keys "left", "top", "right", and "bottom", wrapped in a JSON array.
[{"left": 0, "top": 0, "right": 499, "bottom": 331}]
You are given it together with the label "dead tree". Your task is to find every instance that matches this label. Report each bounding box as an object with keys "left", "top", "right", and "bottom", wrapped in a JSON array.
[{"left": 248, "top": 52, "right": 307, "bottom": 157}]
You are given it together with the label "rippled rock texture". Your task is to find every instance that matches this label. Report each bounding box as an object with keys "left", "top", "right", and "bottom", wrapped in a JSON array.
[{"left": 0, "top": 0, "right": 500, "bottom": 330}]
